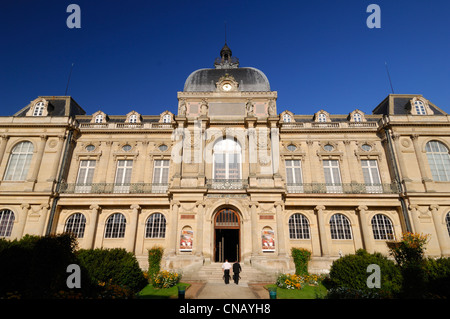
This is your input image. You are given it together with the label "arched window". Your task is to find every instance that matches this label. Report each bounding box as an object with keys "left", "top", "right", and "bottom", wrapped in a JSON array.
[
  {"left": 371, "top": 214, "right": 395, "bottom": 240},
  {"left": 33, "top": 102, "right": 45, "bottom": 116},
  {"left": 288, "top": 213, "right": 310, "bottom": 239},
  {"left": 4, "top": 141, "right": 34, "bottom": 181},
  {"left": 213, "top": 138, "right": 242, "bottom": 180},
  {"left": 425, "top": 141, "right": 450, "bottom": 181},
  {"left": 446, "top": 212, "right": 450, "bottom": 237},
  {"left": 104, "top": 213, "right": 126, "bottom": 238},
  {"left": 330, "top": 213, "right": 352, "bottom": 239},
  {"left": 64, "top": 213, "right": 86, "bottom": 238},
  {"left": 145, "top": 213, "right": 166, "bottom": 238},
  {"left": 0, "top": 209, "right": 15, "bottom": 237}
]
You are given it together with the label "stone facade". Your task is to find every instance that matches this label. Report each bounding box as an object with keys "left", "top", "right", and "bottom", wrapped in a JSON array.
[{"left": 1, "top": 47, "right": 450, "bottom": 275}]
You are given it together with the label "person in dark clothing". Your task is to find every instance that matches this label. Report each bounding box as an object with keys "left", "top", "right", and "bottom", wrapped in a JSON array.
[{"left": 232, "top": 260, "right": 242, "bottom": 284}]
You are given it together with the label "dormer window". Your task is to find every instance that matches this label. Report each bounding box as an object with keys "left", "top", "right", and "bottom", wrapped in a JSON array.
[
  {"left": 414, "top": 101, "right": 426, "bottom": 115},
  {"left": 163, "top": 114, "right": 171, "bottom": 123},
  {"left": 318, "top": 113, "right": 327, "bottom": 122},
  {"left": 129, "top": 114, "right": 137, "bottom": 123},
  {"left": 353, "top": 113, "right": 362, "bottom": 122},
  {"left": 33, "top": 102, "right": 45, "bottom": 116},
  {"left": 95, "top": 114, "right": 103, "bottom": 123},
  {"left": 283, "top": 113, "right": 292, "bottom": 123}
]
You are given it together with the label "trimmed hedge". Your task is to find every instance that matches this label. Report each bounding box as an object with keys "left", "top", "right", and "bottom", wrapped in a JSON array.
[{"left": 291, "top": 248, "right": 311, "bottom": 275}]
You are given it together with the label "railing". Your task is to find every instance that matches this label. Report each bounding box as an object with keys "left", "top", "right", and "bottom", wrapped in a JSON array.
[
  {"left": 286, "top": 183, "right": 400, "bottom": 194},
  {"left": 281, "top": 122, "right": 378, "bottom": 129},
  {"left": 60, "top": 183, "right": 169, "bottom": 194},
  {"left": 78, "top": 122, "right": 173, "bottom": 130},
  {"left": 206, "top": 179, "right": 248, "bottom": 190}
]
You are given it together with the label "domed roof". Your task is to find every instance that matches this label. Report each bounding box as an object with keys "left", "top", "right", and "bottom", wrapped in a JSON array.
[{"left": 183, "top": 44, "right": 271, "bottom": 92}]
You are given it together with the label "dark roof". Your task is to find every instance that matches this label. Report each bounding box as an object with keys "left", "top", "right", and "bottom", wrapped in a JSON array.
[
  {"left": 372, "top": 94, "right": 447, "bottom": 115},
  {"left": 184, "top": 67, "right": 271, "bottom": 92},
  {"left": 13, "top": 96, "right": 86, "bottom": 117}
]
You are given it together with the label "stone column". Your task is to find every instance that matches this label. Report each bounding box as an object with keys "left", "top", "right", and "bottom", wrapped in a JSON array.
[
  {"left": 250, "top": 202, "right": 259, "bottom": 255},
  {"left": 315, "top": 205, "right": 329, "bottom": 256},
  {"left": 391, "top": 134, "right": 410, "bottom": 182},
  {"left": 411, "top": 134, "right": 433, "bottom": 183},
  {"left": 196, "top": 202, "right": 205, "bottom": 256},
  {"left": 16, "top": 204, "right": 30, "bottom": 239},
  {"left": 47, "top": 135, "right": 65, "bottom": 182},
  {"left": 127, "top": 204, "right": 141, "bottom": 253},
  {"left": 87, "top": 204, "right": 100, "bottom": 249},
  {"left": 169, "top": 201, "right": 180, "bottom": 255},
  {"left": 409, "top": 204, "right": 421, "bottom": 234},
  {"left": 357, "top": 205, "right": 373, "bottom": 253},
  {"left": 429, "top": 205, "right": 450, "bottom": 256},
  {"left": 275, "top": 202, "right": 286, "bottom": 256},
  {"left": 29, "top": 135, "right": 48, "bottom": 182},
  {"left": 306, "top": 140, "right": 315, "bottom": 183},
  {"left": 37, "top": 204, "right": 50, "bottom": 236},
  {"left": 0, "top": 135, "right": 9, "bottom": 170},
  {"left": 343, "top": 140, "right": 356, "bottom": 182}
]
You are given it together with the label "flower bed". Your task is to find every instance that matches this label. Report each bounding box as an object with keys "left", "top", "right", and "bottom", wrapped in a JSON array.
[{"left": 276, "top": 273, "right": 326, "bottom": 290}]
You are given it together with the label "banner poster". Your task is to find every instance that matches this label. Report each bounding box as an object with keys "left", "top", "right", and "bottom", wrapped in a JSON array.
[
  {"left": 180, "top": 229, "right": 193, "bottom": 251},
  {"left": 261, "top": 229, "right": 275, "bottom": 252}
]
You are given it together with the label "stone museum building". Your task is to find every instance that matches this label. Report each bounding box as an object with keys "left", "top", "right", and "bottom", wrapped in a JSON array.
[{"left": 1, "top": 43, "right": 450, "bottom": 274}]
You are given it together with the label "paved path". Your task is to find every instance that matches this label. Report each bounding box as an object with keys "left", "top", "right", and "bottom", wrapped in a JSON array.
[{"left": 185, "top": 282, "right": 270, "bottom": 299}]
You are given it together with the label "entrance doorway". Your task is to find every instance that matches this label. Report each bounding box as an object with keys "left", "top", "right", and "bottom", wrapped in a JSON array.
[{"left": 214, "top": 208, "right": 240, "bottom": 262}]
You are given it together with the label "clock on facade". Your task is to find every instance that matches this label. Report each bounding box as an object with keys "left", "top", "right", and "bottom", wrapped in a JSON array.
[{"left": 222, "top": 83, "right": 232, "bottom": 91}]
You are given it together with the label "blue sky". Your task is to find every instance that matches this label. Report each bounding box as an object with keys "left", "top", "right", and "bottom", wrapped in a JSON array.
[{"left": 1, "top": 0, "right": 449, "bottom": 117}]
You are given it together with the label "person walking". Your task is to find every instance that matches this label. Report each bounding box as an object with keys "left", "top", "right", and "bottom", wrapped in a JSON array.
[
  {"left": 222, "top": 259, "right": 231, "bottom": 284},
  {"left": 232, "top": 260, "right": 242, "bottom": 284}
]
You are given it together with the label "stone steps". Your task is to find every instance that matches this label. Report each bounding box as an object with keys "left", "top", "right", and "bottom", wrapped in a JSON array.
[{"left": 182, "top": 263, "right": 277, "bottom": 284}]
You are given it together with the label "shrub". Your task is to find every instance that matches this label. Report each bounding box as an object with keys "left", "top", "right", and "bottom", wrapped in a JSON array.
[
  {"left": 424, "top": 257, "right": 450, "bottom": 298},
  {"left": 326, "top": 249, "right": 402, "bottom": 298},
  {"left": 77, "top": 248, "right": 147, "bottom": 294},
  {"left": 0, "top": 233, "right": 81, "bottom": 298},
  {"left": 148, "top": 246, "right": 164, "bottom": 281},
  {"left": 291, "top": 248, "right": 311, "bottom": 275}
]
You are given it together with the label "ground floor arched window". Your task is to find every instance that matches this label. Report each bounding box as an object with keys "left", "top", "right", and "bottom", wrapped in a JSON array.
[{"left": 0, "top": 209, "right": 15, "bottom": 237}]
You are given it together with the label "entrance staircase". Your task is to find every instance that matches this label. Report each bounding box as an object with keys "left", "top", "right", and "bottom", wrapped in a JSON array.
[{"left": 181, "top": 263, "right": 277, "bottom": 284}]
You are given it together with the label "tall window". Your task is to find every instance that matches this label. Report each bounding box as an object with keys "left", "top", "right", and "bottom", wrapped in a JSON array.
[
  {"left": 152, "top": 159, "right": 169, "bottom": 193},
  {"left": 288, "top": 213, "right": 310, "bottom": 239},
  {"left": 4, "top": 141, "right": 34, "bottom": 181},
  {"left": 145, "top": 213, "right": 166, "bottom": 238},
  {"left": 330, "top": 213, "right": 352, "bottom": 240},
  {"left": 414, "top": 100, "right": 426, "bottom": 115},
  {"left": 114, "top": 160, "right": 133, "bottom": 193},
  {"left": 75, "top": 160, "right": 96, "bottom": 193},
  {"left": 33, "top": 102, "right": 45, "bottom": 116},
  {"left": 0, "top": 209, "right": 15, "bottom": 237},
  {"left": 64, "top": 213, "right": 86, "bottom": 238},
  {"left": 104, "top": 213, "right": 126, "bottom": 238},
  {"left": 323, "top": 160, "right": 342, "bottom": 193},
  {"left": 371, "top": 214, "right": 394, "bottom": 240},
  {"left": 425, "top": 141, "right": 450, "bottom": 181},
  {"left": 361, "top": 159, "right": 382, "bottom": 193},
  {"left": 213, "top": 138, "right": 241, "bottom": 180},
  {"left": 285, "top": 160, "right": 303, "bottom": 192}
]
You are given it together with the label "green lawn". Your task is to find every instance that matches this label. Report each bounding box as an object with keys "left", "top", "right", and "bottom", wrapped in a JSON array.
[
  {"left": 265, "top": 284, "right": 328, "bottom": 299},
  {"left": 137, "top": 283, "right": 190, "bottom": 299}
]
